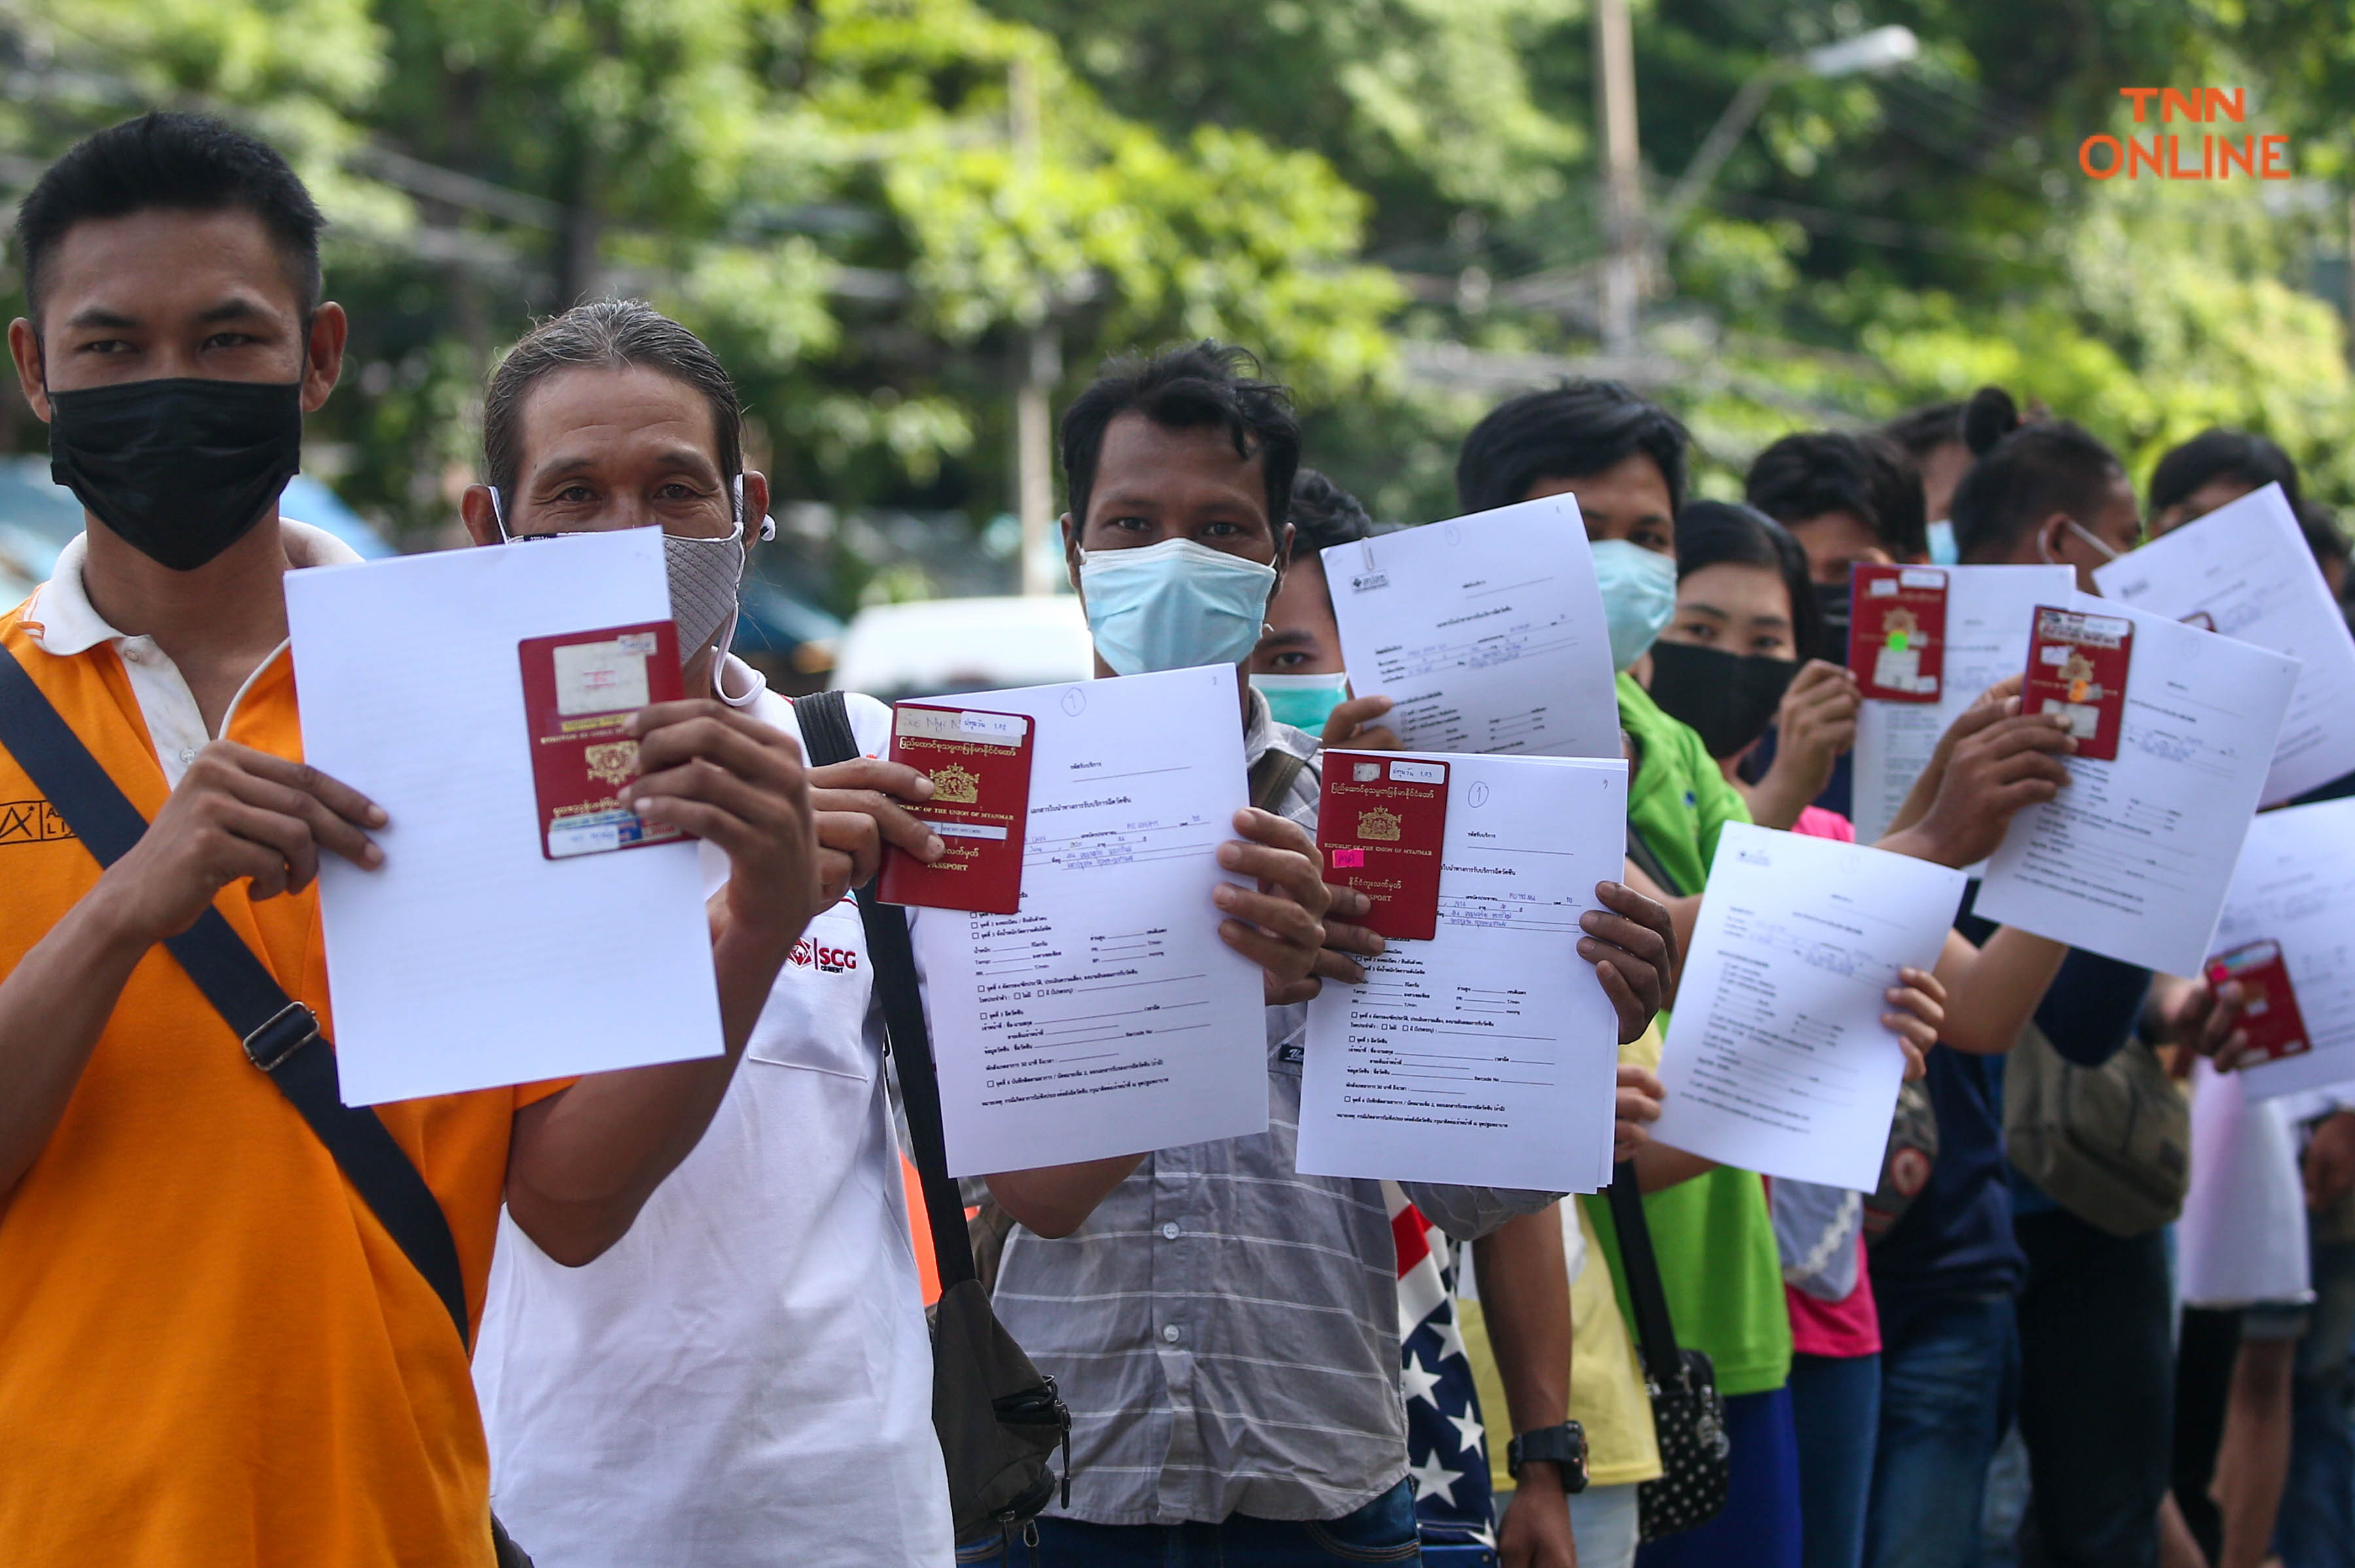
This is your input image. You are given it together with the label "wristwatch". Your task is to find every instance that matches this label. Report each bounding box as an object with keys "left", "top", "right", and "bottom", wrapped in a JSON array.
[{"left": 1506, "top": 1421, "right": 1589, "bottom": 1492}]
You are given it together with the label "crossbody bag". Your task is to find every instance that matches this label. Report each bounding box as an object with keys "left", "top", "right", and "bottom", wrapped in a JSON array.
[{"left": 0, "top": 644, "right": 534, "bottom": 1568}]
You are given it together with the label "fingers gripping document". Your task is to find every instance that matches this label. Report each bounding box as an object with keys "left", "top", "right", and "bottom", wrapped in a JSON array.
[
  {"left": 1850, "top": 565, "right": 2074, "bottom": 846},
  {"left": 283, "top": 529, "right": 724, "bottom": 1106},
  {"left": 2210, "top": 799, "right": 2355, "bottom": 1102},
  {"left": 1974, "top": 597, "right": 2301, "bottom": 977},
  {"left": 1297, "top": 754, "right": 1628, "bottom": 1193},
  {"left": 1321, "top": 497, "right": 1623, "bottom": 759},
  {"left": 907, "top": 665, "right": 1267, "bottom": 1176},
  {"left": 1651, "top": 824, "right": 1966, "bottom": 1193},
  {"left": 2096, "top": 483, "right": 2355, "bottom": 805}
]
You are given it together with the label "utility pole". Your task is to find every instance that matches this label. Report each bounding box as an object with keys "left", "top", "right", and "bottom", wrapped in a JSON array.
[
  {"left": 1010, "top": 58, "right": 1062, "bottom": 597},
  {"left": 1594, "top": 0, "right": 1643, "bottom": 359}
]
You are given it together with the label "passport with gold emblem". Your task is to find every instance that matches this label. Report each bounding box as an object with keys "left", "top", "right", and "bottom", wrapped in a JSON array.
[
  {"left": 1316, "top": 750, "right": 1448, "bottom": 941},
  {"left": 879, "top": 703, "right": 1035, "bottom": 913},
  {"left": 519, "top": 620, "right": 685, "bottom": 860}
]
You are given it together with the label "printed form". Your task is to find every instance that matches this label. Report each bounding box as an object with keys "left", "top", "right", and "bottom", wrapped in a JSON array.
[
  {"left": 285, "top": 529, "right": 724, "bottom": 1105},
  {"left": 2211, "top": 798, "right": 2355, "bottom": 1101},
  {"left": 1321, "top": 497, "right": 1622, "bottom": 759},
  {"left": 2095, "top": 483, "right": 2355, "bottom": 805},
  {"left": 1652, "top": 824, "right": 1966, "bottom": 1192},
  {"left": 1850, "top": 565, "right": 2074, "bottom": 846},
  {"left": 1297, "top": 754, "right": 1628, "bottom": 1193},
  {"left": 1974, "top": 597, "right": 2301, "bottom": 977},
  {"left": 909, "top": 665, "right": 1268, "bottom": 1175}
]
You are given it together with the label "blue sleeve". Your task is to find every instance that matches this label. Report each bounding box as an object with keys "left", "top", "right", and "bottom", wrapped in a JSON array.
[{"left": 2032, "top": 949, "right": 2151, "bottom": 1067}]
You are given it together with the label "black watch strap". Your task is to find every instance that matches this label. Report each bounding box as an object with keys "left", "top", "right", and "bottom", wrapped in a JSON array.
[{"left": 1507, "top": 1421, "right": 1589, "bottom": 1492}]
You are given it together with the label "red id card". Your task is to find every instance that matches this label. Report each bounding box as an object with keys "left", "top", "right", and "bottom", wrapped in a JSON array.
[
  {"left": 2206, "top": 939, "right": 2314, "bottom": 1067},
  {"left": 518, "top": 620, "right": 685, "bottom": 860},
  {"left": 2023, "top": 605, "right": 2134, "bottom": 762},
  {"left": 1848, "top": 564, "right": 1949, "bottom": 701},
  {"left": 1316, "top": 752, "right": 1449, "bottom": 942},
  {"left": 877, "top": 703, "right": 1036, "bottom": 914}
]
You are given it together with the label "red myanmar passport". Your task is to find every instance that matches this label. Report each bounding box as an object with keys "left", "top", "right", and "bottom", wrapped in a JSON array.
[
  {"left": 879, "top": 703, "right": 1036, "bottom": 914},
  {"left": 1848, "top": 563, "right": 1947, "bottom": 701},
  {"left": 2023, "top": 605, "right": 2134, "bottom": 762},
  {"left": 1316, "top": 751, "right": 1448, "bottom": 942},
  {"left": 2206, "top": 939, "right": 2314, "bottom": 1067},
  {"left": 519, "top": 621, "right": 685, "bottom": 860}
]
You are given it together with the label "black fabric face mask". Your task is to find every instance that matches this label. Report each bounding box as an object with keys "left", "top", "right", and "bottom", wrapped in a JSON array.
[
  {"left": 1647, "top": 639, "right": 1800, "bottom": 759},
  {"left": 1814, "top": 577, "right": 1852, "bottom": 644},
  {"left": 48, "top": 377, "right": 304, "bottom": 572}
]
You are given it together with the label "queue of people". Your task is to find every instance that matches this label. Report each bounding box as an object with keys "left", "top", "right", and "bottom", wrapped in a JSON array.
[{"left": 3, "top": 111, "right": 2352, "bottom": 1568}]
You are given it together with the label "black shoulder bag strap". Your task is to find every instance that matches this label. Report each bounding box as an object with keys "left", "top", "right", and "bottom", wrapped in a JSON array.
[
  {"left": 0, "top": 642, "right": 472, "bottom": 1349},
  {"left": 1605, "top": 1159, "right": 1685, "bottom": 1387}
]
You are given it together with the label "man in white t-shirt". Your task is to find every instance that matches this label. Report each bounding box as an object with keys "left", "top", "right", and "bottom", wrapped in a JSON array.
[{"left": 460, "top": 301, "right": 1338, "bottom": 1566}]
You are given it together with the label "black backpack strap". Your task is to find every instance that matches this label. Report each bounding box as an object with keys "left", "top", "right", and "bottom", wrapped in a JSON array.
[
  {"left": 1605, "top": 1159, "right": 1685, "bottom": 1387},
  {"left": 0, "top": 642, "right": 472, "bottom": 1348},
  {"left": 794, "top": 690, "right": 977, "bottom": 1291}
]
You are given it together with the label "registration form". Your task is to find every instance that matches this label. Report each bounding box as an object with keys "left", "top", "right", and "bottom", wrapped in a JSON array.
[
  {"left": 2209, "top": 799, "right": 2355, "bottom": 1101},
  {"left": 1321, "top": 497, "right": 1622, "bottom": 759},
  {"left": 1297, "top": 754, "right": 1627, "bottom": 1193},
  {"left": 1974, "top": 597, "right": 2301, "bottom": 977},
  {"left": 2097, "top": 483, "right": 2355, "bottom": 805},
  {"left": 1651, "top": 824, "right": 1966, "bottom": 1192},
  {"left": 908, "top": 664, "right": 1267, "bottom": 1175},
  {"left": 1850, "top": 565, "right": 2074, "bottom": 845}
]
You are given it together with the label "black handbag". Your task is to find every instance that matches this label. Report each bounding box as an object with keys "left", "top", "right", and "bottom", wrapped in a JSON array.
[
  {"left": 794, "top": 690, "right": 1073, "bottom": 1542},
  {"left": 0, "top": 645, "right": 534, "bottom": 1568},
  {"left": 1606, "top": 1162, "right": 1731, "bottom": 1541}
]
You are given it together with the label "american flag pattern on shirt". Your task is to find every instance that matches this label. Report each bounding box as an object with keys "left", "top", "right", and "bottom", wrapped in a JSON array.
[{"left": 1389, "top": 1181, "right": 1497, "bottom": 1553}]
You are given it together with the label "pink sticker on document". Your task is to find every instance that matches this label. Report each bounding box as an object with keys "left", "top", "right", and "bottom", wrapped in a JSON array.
[{"left": 1331, "top": 847, "right": 1366, "bottom": 868}]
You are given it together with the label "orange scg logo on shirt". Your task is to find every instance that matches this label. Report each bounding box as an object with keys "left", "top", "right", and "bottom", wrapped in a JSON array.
[
  {"left": 0, "top": 799, "right": 75, "bottom": 845},
  {"left": 790, "top": 937, "right": 860, "bottom": 975}
]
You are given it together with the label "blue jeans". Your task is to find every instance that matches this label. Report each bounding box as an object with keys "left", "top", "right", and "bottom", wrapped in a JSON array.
[
  {"left": 955, "top": 1479, "right": 1425, "bottom": 1565},
  {"left": 1792, "top": 1353, "right": 1881, "bottom": 1568},
  {"left": 1865, "top": 1293, "right": 2018, "bottom": 1568},
  {"left": 1636, "top": 1386, "right": 1804, "bottom": 1568},
  {"left": 2278, "top": 1240, "right": 2355, "bottom": 1568}
]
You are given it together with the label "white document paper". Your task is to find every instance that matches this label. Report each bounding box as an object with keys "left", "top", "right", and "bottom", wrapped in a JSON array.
[
  {"left": 1974, "top": 596, "right": 2301, "bottom": 977},
  {"left": 1297, "top": 754, "right": 1628, "bottom": 1193},
  {"left": 2178, "top": 1058, "right": 2312, "bottom": 1307},
  {"left": 1322, "top": 497, "right": 1622, "bottom": 759},
  {"left": 1850, "top": 565, "right": 2075, "bottom": 846},
  {"left": 909, "top": 665, "right": 1267, "bottom": 1175},
  {"left": 2208, "top": 798, "right": 2355, "bottom": 1100},
  {"left": 1652, "top": 824, "right": 1966, "bottom": 1192},
  {"left": 285, "top": 529, "right": 724, "bottom": 1106},
  {"left": 2096, "top": 483, "right": 2355, "bottom": 805}
]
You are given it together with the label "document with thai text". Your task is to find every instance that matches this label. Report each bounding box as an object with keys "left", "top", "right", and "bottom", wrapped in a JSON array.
[
  {"left": 1297, "top": 754, "right": 1628, "bottom": 1193},
  {"left": 1652, "top": 824, "right": 1966, "bottom": 1192},
  {"left": 2095, "top": 483, "right": 2355, "bottom": 805},
  {"left": 1322, "top": 497, "right": 1622, "bottom": 759},
  {"left": 286, "top": 529, "right": 724, "bottom": 1105},
  {"left": 1974, "top": 596, "right": 2301, "bottom": 977},
  {"left": 2210, "top": 799, "right": 2355, "bottom": 1101},
  {"left": 1850, "top": 565, "right": 2074, "bottom": 846},
  {"left": 909, "top": 665, "right": 1266, "bottom": 1175}
]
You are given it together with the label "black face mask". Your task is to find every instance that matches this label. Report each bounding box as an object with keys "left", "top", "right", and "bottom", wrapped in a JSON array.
[
  {"left": 1814, "top": 577, "right": 1852, "bottom": 644},
  {"left": 48, "top": 377, "right": 304, "bottom": 572},
  {"left": 1647, "top": 639, "right": 1800, "bottom": 759}
]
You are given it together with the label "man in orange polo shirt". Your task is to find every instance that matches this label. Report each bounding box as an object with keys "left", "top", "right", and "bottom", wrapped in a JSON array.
[{"left": 0, "top": 114, "right": 826, "bottom": 1565}]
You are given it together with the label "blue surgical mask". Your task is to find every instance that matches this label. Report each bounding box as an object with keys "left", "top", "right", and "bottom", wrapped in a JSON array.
[
  {"left": 1591, "top": 539, "right": 1678, "bottom": 671},
  {"left": 1927, "top": 519, "right": 1959, "bottom": 566},
  {"left": 1078, "top": 538, "right": 1278, "bottom": 676},
  {"left": 1251, "top": 671, "right": 1351, "bottom": 732}
]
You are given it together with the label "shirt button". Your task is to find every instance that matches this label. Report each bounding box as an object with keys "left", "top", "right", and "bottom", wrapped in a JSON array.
[
  {"left": 1161, "top": 1325, "right": 1182, "bottom": 1344},
  {"left": 179, "top": 746, "right": 197, "bottom": 764},
  {"left": 1160, "top": 1222, "right": 1181, "bottom": 1240}
]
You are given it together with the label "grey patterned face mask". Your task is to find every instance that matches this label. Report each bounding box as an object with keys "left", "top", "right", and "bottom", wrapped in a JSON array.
[{"left": 663, "top": 516, "right": 747, "bottom": 670}]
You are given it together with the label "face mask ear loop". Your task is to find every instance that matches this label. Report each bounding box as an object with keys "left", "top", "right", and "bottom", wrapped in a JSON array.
[
  {"left": 490, "top": 487, "right": 513, "bottom": 544},
  {"left": 2067, "top": 518, "right": 2123, "bottom": 563}
]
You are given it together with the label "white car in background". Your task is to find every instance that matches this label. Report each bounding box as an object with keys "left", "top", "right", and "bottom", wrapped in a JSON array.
[{"left": 829, "top": 594, "right": 1094, "bottom": 703}]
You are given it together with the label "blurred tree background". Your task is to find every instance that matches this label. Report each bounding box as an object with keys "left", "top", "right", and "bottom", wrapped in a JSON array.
[{"left": 1, "top": 0, "right": 2350, "bottom": 630}]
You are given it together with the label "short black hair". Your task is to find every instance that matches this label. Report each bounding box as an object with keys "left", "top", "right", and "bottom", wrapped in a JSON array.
[
  {"left": 1454, "top": 380, "right": 1690, "bottom": 517},
  {"left": 1675, "top": 500, "right": 1826, "bottom": 662},
  {"left": 1058, "top": 341, "right": 1300, "bottom": 534},
  {"left": 2149, "top": 428, "right": 2303, "bottom": 517},
  {"left": 1284, "top": 468, "right": 1374, "bottom": 561},
  {"left": 2300, "top": 500, "right": 2348, "bottom": 574},
  {"left": 1745, "top": 430, "right": 1928, "bottom": 561},
  {"left": 483, "top": 299, "right": 742, "bottom": 500},
  {"left": 1949, "top": 386, "right": 2125, "bottom": 562},
  {"left": 14, "top": 111, "right": 324, "bottom": 328},
  {"left": 1881, "top": 402, "right": 1966, "bottom": 464}
]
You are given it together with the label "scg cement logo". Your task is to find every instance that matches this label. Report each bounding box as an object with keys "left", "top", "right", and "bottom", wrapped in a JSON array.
[{"left": 790, "top": 938, "right": 860, "bottom": 975}]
